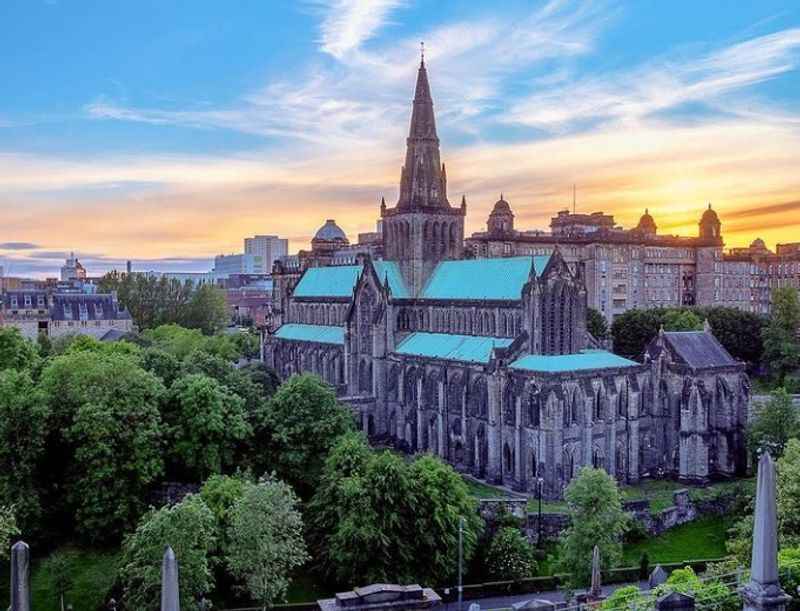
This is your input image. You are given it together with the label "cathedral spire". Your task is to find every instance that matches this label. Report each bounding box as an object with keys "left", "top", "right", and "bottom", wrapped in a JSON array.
[{"left": 396, "top": 54, "right": 448, "bottom": 209}]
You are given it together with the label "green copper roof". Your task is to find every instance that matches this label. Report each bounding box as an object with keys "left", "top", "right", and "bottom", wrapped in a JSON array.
[
  {"left": 509, "top": 350, "right": 639, "bottom": 373},
  {"left": 373, "top": 260, "right": 409, "bottom": 298},
  {"left": 293, "top": 265, "right": 362, "bottom": 298},
  {"left": 293, "top": 262, "right": 409, "bottom": 299},
  {"left": 421, "top": 256, "right": 550, "bottom": 301},
  {"left": 274, "top": 323, "right": 345, "bottom": 345},
  {"left": 395, "top": 331, "right": 513, "bottom": 363}
]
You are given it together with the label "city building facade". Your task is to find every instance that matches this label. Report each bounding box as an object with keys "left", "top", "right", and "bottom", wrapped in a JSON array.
[
  {"left": 244, "top": 234, "right": 289, "bottom": 274},
  {"left": 264, "top": 59, "right": 749, "bottom": 498},
  {"left": 212, "top": 253, "right": 264, "bottom": 280}
]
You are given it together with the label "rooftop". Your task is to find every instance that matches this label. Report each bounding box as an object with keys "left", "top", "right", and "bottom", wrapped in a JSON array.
[
  {"left": 421, "top": 256, "right": 549, "bottom": 301},
  {"left": 274, "top": 323, "right": 345, "bottom": 345},
  {"left": 509, "top": 350, "right": 639, "bottom": 373},
  {"left": 394, "top": 331, "right": 513, "bottom": 364}
]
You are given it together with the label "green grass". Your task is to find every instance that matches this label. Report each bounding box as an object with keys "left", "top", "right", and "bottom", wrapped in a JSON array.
[
  {"left": 622, "top": 515, "right": 731, "bottom": 565},
  {"left": 462, "top": 476, "right": 511, "bottom": 499},
  {"left": 0, "top": 545, "right": 120, "bottom": 611}
]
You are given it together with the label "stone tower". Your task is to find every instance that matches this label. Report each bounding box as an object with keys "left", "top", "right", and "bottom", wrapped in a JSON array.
[{"left": 382, "top": 56, "right": 465, "bottom": 296}]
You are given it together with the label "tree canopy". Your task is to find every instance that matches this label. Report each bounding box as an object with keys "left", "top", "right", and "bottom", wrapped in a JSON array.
[
  {"left": 746, "top": 388, "right": 799, "bottom": 460},
  {"left": 558, "top": 467, "right": 628, "bottom": 587},
  {"left": 762, "top": 287, "right": 800, "bottom": 383},
  {"left": 586, "top": 308, "right": 608, "bottom": 340},
  {"left": 120, "top": 494, "right": 217, "bottom": 611},
  {"left": 0, "top": 327, "right": 40, "bottom": 372}
]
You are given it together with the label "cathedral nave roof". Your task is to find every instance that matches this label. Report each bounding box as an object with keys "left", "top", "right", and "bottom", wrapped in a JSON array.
[
  {"left": 509, "top": 350, "right": 639, "bottom": 373},
  {"left": 394, "top": 331, "right": 513, "bottom": 364},
  {"left": 420, "top": 255, "right": 550, "bottom": 301},
  {"left": 273, "top": 323, "right": 345, "bottom": 345}
]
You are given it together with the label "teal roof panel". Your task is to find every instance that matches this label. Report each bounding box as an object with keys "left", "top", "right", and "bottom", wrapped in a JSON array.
[
  {"left": 395, "top": 331, "right": 513, "bottom": 364},
  {"left": 293, "top": 265, "right": 361, "bottom": 298},
  {"left": 372, "top": 260, "right": 409, "bottom": 298},
  {"left": 421, "top": 256, "right": 549, "bottom": 301},
  {"left": 509, "top": 350, "right": 639, "bottom": 373},
  {"left": 274, "top": 323, "right": 345, "bottom": 345}
]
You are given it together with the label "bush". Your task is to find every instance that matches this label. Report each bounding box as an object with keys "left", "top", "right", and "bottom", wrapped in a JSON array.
[{"left": 485, "top": 527, "right": 537, "bottom": 581}]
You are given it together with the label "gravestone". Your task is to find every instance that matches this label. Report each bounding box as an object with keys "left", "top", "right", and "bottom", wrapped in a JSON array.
[{"left": 10, "top": 541, "right": 31, "bottom": 611}]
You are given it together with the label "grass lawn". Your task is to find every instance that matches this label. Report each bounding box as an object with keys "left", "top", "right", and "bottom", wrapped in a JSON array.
[
  {"left": 621, "top": 515, "right": 731, "bottom": 566},
  {"left": 0, "top": 545, "right": 120, "bottom": 611}
]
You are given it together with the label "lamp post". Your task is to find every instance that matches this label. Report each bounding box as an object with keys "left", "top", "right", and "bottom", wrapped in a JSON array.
[
  {"left": 537, "top": 477, "right": 544, "bottom": 547},
  {"left": 458, "top": 516, "right": 464, "bottom": 611}
]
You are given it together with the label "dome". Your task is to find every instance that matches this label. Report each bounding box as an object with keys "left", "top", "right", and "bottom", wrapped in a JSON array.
[
  {"left": 314, "top": 219, "right": 348, "bottom": 242},
  {"left": 637, "top": 208, "right": 657, "bottom": 233},
  {"left": 701, "top": 204, "right": 719, "bottom": 224},
  {"left": 751, "top": 238, "right": 766, "bottom": 250},
  {"left": 490, "top": 194, "right": 512, "bottom": 215}
]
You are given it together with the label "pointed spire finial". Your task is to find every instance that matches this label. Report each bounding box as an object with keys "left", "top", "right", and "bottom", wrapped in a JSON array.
[
  {"left": 420, "top": 41, "right": 425, "bottom": 65},
  {"left": 161, "top": 546, "right": 180, "bottom": 611},
  {"left": 645, "top": 208, "right": 649, "bottom": 214}
]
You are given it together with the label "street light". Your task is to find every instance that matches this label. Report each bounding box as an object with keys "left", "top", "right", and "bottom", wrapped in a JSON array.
[{"left": 458, "top": 516, "right": 464, "bottom": 611}]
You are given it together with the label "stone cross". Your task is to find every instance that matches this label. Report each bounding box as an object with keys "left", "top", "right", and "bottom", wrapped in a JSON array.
[
  {"left": 589, "top": 545, "right": 602, "bottom": 599},
  {"left": 10, "top": 541, "right": 31, "bottom": 611},
  {"left": 739, "top": 452, "right": 790, "bottom": 611},
  {"left": 161, "top": 546, "right": 180, "bottom": 611}
]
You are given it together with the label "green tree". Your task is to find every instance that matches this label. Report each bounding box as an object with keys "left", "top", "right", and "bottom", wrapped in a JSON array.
[
  {"left": 99, "top": 272, "right": 194, "bottom": 331},
  {"left": 663, "top": 309, "right": 703, "bottom": 331},
  {"left": 256, "top": 374, "right": 354, "bottom": 494},
  {"left": 240, "top": 362, "right": 281, "bottom": 399},
  {"left": 41, "top": 552, "right": 74, "bottom": 611},
  {"left": 611, "top": 308, "right": 666, "bottom": 360},
  {"left": 485, "top": 526, "right": 537, "bottom": 581},
  {"left": 142, "top": 324, "right": 208, "bottom": 360},
  {"left": 778, "top": 438, "right": 800, "bottom": 548},
  {"left": 40, "top": 351, "right": 166, "bottom": 541},
  {"left": 0, "top": 369, "right": 50, "bottom": 533},
  {"left": 699, "top": 306, "right": 765, "bottom": 365},
  {"left": 587, "top": 308, "right": 608, "bottom": 341},
  {"left": 0, "top": 327, "right": 39, "bottom": 371},
  {"left": 558, "top": 467, "right": 628, "bottom": 587},
  {"left": 746, "top": 388, "right": 799, "bottom": 460},
  {"left": 182, "top": 284, "right": 229, "bottom": 335},
  {"left": 226, "top": 477, "right": 309, "bottom": 609},
  {"left": 0, "top": 505, "right": 19, "bottom": 560},
  {"left": 120, "top": 494, "right": 217, "bottom": 611},
  {"left": 308, "top": 433, "right": 481, "bottom": 586},
  {"left": 165, "top": 374, "right": 251, "bottom": 480},
  {"left": 763, "top": 287, "right": 800, "bottom": 383},
  {"left": 141, "top": 347, "right": 183, "bottom": 386},
  {"left": 200, "top": 473, "right": 252, "bottom": 531}
]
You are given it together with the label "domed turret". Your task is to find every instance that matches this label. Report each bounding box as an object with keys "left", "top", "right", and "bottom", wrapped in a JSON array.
[
  {"left": 311, "top": 219, "right": 349, "bottom": 253},
  {"left": 487, "top": 194, "right": 515, "bottom": 235},
  {"left": 636, "top": 208, "right": 657, "bottom": 236},
  {"left": 699, "top": 203, "right": 722, "bottom": 242}
]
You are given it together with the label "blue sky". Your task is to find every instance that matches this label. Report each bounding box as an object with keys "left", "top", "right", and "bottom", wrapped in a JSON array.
[{"left": 1, "top": 1, "right": 799, "bottom": 277}]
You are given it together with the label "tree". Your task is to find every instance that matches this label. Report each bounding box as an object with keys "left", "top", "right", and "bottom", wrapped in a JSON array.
[
  {"left": 40, "top": 351, "right": 166, "bottom": 541},
  {"left": 746, "top": 388, "right": 799, "bottom": 460},
  {"left": 762, "top": 287, "right": 800, "bottom": 383},
  {"left": 406, "top": 454, "right": 482, "bottom": 583},
  {"left": 558, "top": 467, "right": 628, "bottom": 587},
  {"left": 0, "top": 505, "right": 19, "bottom": 560},
  {"left": 778, "top": 438, "right": 800, "bottom": 548},
  {"left": 611, "top": 308, "right": 665, "bottom": 360},
  {"left": 142, "top": 347, "right": 183, "bottom": 386},
  {"left": 308, "top": 434, "right": 482, "bottom": 586},
  {"left": 256, "top": 374, "right": 354, "bottom": 494},
  {"left": 165, "top": 374, "right": 251, "bottom": 480},
  {"left": 120, "top": 494, "right": 217, "bottom": 611},
  {"left": 225, "top": 477, "right": 309, "bottom": 609},
  {"left": 143, "top": 324, "right": 208, "bottom": 360},
  {"left": 485, "top": 527, "right": 537, "bottom": 581},
  {"left": 240, "top": 362, "right": 281, "bottom": 399},
  {"left": 587, "top": 308, "right": 608, "bottom": 340},
  {"left": 0, "top": 369, "right": 50, "bottom": 533},
  {"left": 699, "top": 307, "right": 765, "bottom": 365},
  {"left": 99, "top": 272, "right": 194, "bottom": 331},
  {"left": 41, "top": 552, "right": 74, "bottom": 611},
  {"left": 182, "top": 284, "right": 228, "bottom": 335},
  {"left": 663, "top": 309, "right": 702, "bottom": 331},
  {"left": 199, "top": 473, "right": 252, "bottom": 533},
  {"left": 0, "top": 326, "right": 39, "bottom": 371}
]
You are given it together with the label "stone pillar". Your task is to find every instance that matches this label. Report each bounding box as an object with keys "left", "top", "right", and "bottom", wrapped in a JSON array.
[
  {"left": 628, "top": 417, "right": 640, "bottom": 484},
  {"left": 10, "top": 541, "right": 30, "bottom": 611},
  {"left": 589, "top": 545, "right": 603, "bottom": 600},
  {"left": 740, "top": 453, "right": 791, "bottom": 611},
  {"left": 161, "top": 546, "right": 180, "bottom": 611}
]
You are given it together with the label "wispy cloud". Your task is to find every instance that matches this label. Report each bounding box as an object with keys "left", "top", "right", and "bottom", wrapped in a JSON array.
[
  {"left": 316, "top": 0, "right": 406, "bottom": 59},
  {"left": 0, "top": 242, "right": 39, "bottom": 250},
  {"left": 505, "top": 27, "right": 800, "bottom": 130}
]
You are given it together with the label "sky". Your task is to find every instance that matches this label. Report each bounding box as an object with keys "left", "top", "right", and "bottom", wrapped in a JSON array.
[{"left": 1, "top": 0, "right": 799, "bottom": 277}]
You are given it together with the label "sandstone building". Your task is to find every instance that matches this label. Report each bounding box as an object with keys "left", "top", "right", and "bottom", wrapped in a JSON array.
[{"left": 264, "top": 59, "right": 749, "bottom": 497}]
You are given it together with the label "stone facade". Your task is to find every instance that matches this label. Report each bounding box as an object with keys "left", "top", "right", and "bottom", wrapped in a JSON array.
[{"left": 264, "top": 59, "right": 749, "bottom": 499}]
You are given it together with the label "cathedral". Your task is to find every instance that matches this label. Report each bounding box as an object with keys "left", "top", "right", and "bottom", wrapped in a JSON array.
[{"left": 264, "top": 58, "right": 749, "bottom": 498}]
